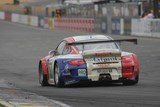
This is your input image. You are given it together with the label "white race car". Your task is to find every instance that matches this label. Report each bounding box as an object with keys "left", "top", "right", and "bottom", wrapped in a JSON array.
[{"left": 38, "top": 35, "right": 139, "bottom": 87}]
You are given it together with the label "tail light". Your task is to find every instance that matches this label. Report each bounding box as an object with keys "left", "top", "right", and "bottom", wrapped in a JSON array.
[
  {"left": 121, "top": 55, "right": 134, "bottom": 78},
  {"left": 68, "top": 59, "right": 85, "bottom": 66}
]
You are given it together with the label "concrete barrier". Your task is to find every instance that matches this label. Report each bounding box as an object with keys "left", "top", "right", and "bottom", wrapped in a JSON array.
[
  {"left": 150, "top": 19, "right": 160, "bottom": 37},
  {"left": 30, "top": 16, "right": 38, "bottom": 27},
  {"left": 0, "top": 11, "right": 4, "bottom": 20},
  {"left": 131, "top": 19, "right": 151, "bottom": 36},
  {"left": 131, "top": 19, "right": 160, "bottom": 37},
  {"left": 11, "top": 13, "right": 19, "bottom": 23},
  {"left": 19, "top": 14, "right": 28, "bottom": 25}
]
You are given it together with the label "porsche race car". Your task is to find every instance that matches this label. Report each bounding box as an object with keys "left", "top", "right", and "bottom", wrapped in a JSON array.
[{"left": 38, "top": 35, "right": 139, "bottom": 87}]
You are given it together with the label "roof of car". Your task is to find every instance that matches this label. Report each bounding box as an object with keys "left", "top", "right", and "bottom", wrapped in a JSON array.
[
  {"left": 72, "top": 35, "right": 110, "bottom": 42},
  {"left": 64, "top": 35, "right": 112, "bottom": 43}
]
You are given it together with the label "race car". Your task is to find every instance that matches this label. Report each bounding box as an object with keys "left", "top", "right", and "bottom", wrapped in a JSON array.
[{"left": 38, "top": 35, "right": 139, "bottom": 87}]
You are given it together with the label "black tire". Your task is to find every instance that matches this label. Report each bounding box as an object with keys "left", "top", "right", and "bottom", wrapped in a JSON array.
[
  {"left": 39, "top": 63, "right": 49, "bottom": 86},
  {"left": 54, "top": 63, "right": 64, "bottom": 88},
  {"left": 123, "top": 75, "right": 139, "bottom": 86}
]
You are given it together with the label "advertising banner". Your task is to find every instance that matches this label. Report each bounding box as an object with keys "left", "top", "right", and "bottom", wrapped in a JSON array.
[{"left": 112, "top": 18, "right": 120, "bottom": 34}]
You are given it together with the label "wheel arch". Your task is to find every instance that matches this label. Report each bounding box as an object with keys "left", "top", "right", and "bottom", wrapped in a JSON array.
[
  {"left": 53, "top": 59, "right": 65, "bottom": 71},
  {"left": 53, "top": 59, "right": 65, "bottom": 87},
  {"left": 40, "top": 58, "right": 49, "bottom": 75}
]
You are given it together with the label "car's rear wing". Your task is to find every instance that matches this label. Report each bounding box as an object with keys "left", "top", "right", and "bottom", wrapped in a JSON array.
[{"left": 67, "top": 39, "right": 138, "bottom": 46}]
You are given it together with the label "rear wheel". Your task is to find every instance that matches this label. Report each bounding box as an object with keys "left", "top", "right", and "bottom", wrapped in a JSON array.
[
  {"left": 123, "top": 75, "right": 139, "bottom": 86},
  {"left": 54, "top": 63, "right": 64, "bottom": 87},
  {"left": 39, "top": 63, "right": 49, "bottom": 86}
]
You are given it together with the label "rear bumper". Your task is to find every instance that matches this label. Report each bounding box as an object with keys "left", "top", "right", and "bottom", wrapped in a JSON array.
[
  {"left": 61, "top": 75, "right": 137, "bottom": 85},
  {"left": 62, "top": 75, "right": 88, "bottom": 85}
]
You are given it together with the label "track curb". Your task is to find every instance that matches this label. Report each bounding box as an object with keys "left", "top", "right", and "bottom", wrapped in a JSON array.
[
  {"left": 0, "top": 80, "right": 71, "bottom": 107},
  {"left": 0, "top": 99, "right": 13, "bottom": 107}
]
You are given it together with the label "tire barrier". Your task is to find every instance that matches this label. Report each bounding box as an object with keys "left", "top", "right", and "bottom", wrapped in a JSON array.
[{"left": 54, "top": 18, "right": 95, "bottom": 32}]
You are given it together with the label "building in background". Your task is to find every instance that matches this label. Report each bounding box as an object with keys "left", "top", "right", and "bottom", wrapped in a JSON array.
[{"left": 0, "top": 0, "right": 13, "bottom": 4}]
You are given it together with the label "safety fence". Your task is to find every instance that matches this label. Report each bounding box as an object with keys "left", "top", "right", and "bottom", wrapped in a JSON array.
[{"left": 0, "top": 11, "right": 160, "bottom": 38}]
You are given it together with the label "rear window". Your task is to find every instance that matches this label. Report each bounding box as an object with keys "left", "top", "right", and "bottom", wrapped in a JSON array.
[{"left": 76, "top": 42, "right": 118, "bottom": 52}]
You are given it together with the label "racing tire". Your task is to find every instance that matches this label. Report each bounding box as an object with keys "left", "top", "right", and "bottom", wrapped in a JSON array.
[
  {"left": 39, "top": 63, "right": 49, "bottom": 86},
  {"left": 123, "top": 75, "right": 139, "bottom": 86},
  {"left": 54, "top": 63, "right": 64, "bottom": 88}
]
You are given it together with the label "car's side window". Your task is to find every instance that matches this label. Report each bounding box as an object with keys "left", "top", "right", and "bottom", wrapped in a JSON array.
[
  {"left": 56, "top": 41, "right": 66, "bottom": 55},
  {"left": 62, "top": 46, "right": 71, "bottom": 55}
]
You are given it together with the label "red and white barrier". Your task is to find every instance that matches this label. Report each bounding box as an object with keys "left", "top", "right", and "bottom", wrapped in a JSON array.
[
  {"left": 5, "top": 12, "right": 11, "bottom": 21},
  {"left": 54, "top": 18, "right": 95, "bottom": 32}
]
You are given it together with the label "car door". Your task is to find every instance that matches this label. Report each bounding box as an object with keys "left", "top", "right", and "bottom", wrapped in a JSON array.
[{"left": 48, "top": 40, "right": 66, "bottom": 83}]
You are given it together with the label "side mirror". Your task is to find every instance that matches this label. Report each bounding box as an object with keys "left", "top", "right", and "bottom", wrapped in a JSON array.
[{"left": 48, "top": 50, "right": 57, "bottom": 56}]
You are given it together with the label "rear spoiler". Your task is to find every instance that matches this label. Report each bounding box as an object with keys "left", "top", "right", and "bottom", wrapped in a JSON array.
[{"left": 67, "top": 39, "right": 138, "bottom": 46}]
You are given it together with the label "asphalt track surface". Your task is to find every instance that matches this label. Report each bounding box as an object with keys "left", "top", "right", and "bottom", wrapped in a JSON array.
[{"left": 0, "top": 20, "right": 160, "bottom": 107}]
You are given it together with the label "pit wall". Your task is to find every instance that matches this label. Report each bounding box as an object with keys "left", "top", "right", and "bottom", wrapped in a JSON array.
[{"left": 0, "top": 11, "right": 160, "bottom": 38}]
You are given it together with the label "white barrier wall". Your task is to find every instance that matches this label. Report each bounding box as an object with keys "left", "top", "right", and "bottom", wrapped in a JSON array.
[
  {"left": 11, "top": 14, "right": 39, "bottom": 27},
  {"left": 0, "top": 11, "right": 4, "bottom": 20},
  {"left": 132, "top": 19, "right": 160, "bottom": 38},
  {"left": 19, "top": 15, "right": 28, "bottom": 25},
  {"left": 11, "top": 13, "right": 19, "bottom": 23},
  {"left": 30, "top": 16, "right": 38, "bottom": 27},
  {"left": 150, "top": 19, "right": 160, "bottom": 37}
]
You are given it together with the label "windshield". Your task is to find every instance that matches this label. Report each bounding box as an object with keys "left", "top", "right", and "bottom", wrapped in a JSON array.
[{"left": 75, "top": 42, "right": 119, "bottom": 52}]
